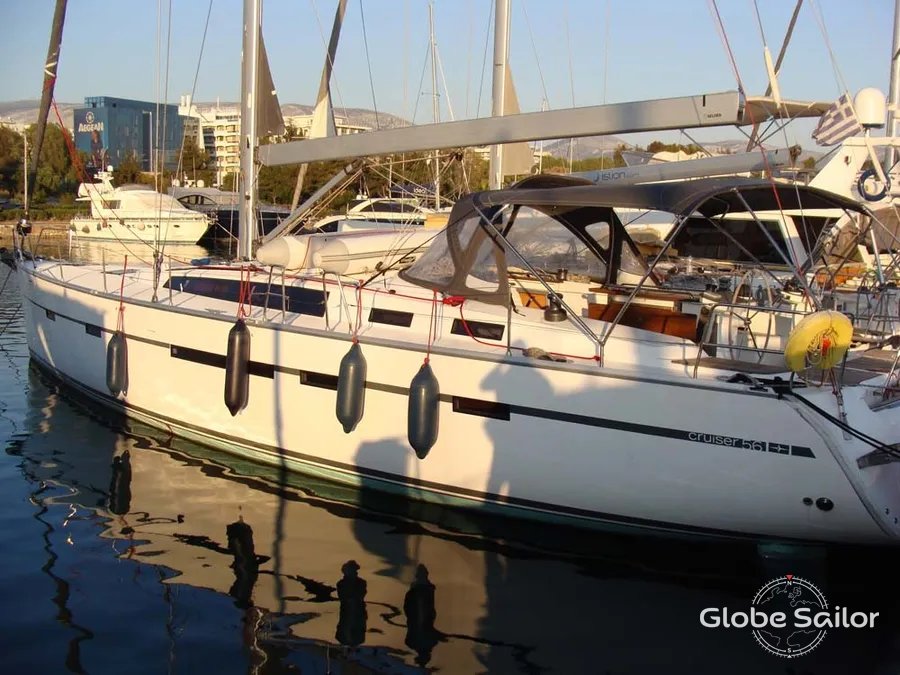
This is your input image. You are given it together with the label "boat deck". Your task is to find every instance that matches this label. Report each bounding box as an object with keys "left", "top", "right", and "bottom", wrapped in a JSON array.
[{"left": 674, "top": 348, "right": 897, "bottom": 386}]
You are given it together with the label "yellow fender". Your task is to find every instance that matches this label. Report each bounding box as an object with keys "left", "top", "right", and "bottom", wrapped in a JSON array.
[{"left": 783, "top": 310, "right": 853, "bottom": 372}]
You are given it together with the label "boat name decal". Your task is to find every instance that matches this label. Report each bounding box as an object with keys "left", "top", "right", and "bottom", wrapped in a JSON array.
[{"left": 686, "top": 431, "right": 813, "bottom": 458}]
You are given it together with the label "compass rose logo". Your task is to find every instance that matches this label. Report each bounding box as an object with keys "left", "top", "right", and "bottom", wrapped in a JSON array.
[{"left": 751, "top": 575, "right": 828, "bottom": 658}]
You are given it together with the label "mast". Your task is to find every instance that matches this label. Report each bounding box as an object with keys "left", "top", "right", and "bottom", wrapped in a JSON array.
[
  {"left": 884, "top": 0, "right": 900, "bottom": 176},
  {"left": 489, "top": 0, "right": 510, "bottom": 190},
  {"left": 238, "top": 0, "right": 261, "bottom": 261},
  {"left": 429, "top": 2, "right": 441, "bottom": 208},
  {"left": 28, "top": 0, "right": 67, "bottom": 219}
]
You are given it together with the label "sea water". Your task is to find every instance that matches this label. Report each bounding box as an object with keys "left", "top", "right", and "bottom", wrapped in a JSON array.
[{"left": 1, "top": 263, "right": 899, "bottom": 674}]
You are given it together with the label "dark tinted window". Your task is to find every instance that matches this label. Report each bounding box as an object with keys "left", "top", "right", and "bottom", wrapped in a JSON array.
[
  {"left": 670, "top": 217, "right": 788, "bottom": 264},
  {"left": 359, "top": 201, "right": 422, "bottom": 214},
  {"left": 165, "top": 276, "right": 328, "bottom": 317}
]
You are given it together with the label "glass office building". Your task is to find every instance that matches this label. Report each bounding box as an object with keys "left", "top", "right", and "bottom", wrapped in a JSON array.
[{"left": 73, "top": 96, "right": 184, "bottom": 172}]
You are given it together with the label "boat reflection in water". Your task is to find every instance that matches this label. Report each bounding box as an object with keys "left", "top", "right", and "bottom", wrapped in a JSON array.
[
  {"left": 67, "top": 239, "right": 216, "bottom": 266},
  {"left": 9, "top": 364, "right": 900, "bottom": 673}
]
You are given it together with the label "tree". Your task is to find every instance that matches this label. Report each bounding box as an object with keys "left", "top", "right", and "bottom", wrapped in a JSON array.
[
  {"left": 29, "top": 123, "right": 78, "bottom": 202},
  {"left": 113, "top": 152, "right": 143, "bottom": 184},
  {"left": 0, "top": 126, "right": 23, "bottom": 195}
]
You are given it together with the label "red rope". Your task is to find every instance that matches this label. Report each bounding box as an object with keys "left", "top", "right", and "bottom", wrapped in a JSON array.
[
  {"left": 424, "top": 290, "right": 438, "bottom": 365},
  {"left": 116, "top": 255, "right": 128, "bottom": 332},
  {"left": 448, "top": 295, "right": 601, "bottom": 363},
  {"left": 51, "top": 98, "right": 90, "bottom": 184},
  {"left": 236, "top": 267, "right": 251, "bottom": 318},
  {"left": 352, "top": 283, "right": 363, "bottom": 343}
]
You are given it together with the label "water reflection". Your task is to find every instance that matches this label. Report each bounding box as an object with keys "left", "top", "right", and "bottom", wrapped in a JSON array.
[
  {"left": 1, "top": 282, "right": 899, "bottom": 671},
  {"left": 67, "top": 239, "right": 216, "bottom": 266},
  {"left": 404, "top": 564, "right": 440, "bottom": 667},
  {"left": 336, "top": 560, "right": 367, "bottom": 648}
]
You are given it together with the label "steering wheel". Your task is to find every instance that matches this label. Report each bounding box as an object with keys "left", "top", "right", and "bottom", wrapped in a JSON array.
[{"left": 727, "top": 270, "right": 774, "bottom": 362}]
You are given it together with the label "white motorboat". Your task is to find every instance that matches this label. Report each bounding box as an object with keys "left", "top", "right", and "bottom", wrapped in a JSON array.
[
  {"left": 71, "top": 171, "right": 211, "bottom": 244},
  {"left": 311, "top": 195, "right": 435, "bottom": 233}
]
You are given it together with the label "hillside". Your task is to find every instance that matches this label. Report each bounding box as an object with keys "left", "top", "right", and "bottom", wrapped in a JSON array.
[
  {"left": 0, "top": 100, "right": 408, "bottom": 133},
  {"left": 2, "top": 100, "right": 793, "bottom": 161}
]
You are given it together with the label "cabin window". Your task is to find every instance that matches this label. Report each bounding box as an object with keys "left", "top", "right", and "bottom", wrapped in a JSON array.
[
  {"left": 671, "top": 217, "right": 788, "bottom": 264},
  {"left": 502, "top": 206, "right": 607, "bottom": 280},
  {"left": 369, "top": 307, "right": 414, "bottom": 327},
  {"left": 404, "top": 216, "right": 502, "bottom": 293},
  {"left": 451, "top": 318, "right": 504, "bottom": 340},
  {"left": 164, "top": 276, "right": 328, "bottom": 316}
]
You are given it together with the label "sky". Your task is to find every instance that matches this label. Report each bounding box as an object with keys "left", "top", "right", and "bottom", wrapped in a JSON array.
[{"left": 0, "top": 0, "right": 896, "bottom": 147}]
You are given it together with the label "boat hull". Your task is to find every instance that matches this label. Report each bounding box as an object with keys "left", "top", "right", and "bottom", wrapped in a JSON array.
[
  {"left": 17, "top": 261, "right": 900, "bottom": 544},
  {"left": 70, "top": 215, "right": 210, "bottom": 244}
]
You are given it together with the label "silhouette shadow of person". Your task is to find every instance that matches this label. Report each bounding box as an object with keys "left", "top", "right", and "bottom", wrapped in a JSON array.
[
  {"left": 226, "top": 517, "right": 259, "bottom": 609},
  {"left": 336, "top": 559, "right": 368, "bottom": 648},
  {"left": 404, "top": 563, "right": 440, "bottom": 667}
]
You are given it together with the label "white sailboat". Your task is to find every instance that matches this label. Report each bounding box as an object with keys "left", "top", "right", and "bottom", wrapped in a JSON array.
[{"left": 11, "top": 0, "right": 900, "bottom": 545}]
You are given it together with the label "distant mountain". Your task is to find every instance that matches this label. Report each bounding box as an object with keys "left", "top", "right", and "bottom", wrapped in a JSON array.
[
  {"left": 0, "top": 99, "right": 409, "bottom": 132},
  {"left": 187, "top": 102, "right": 409, "bottom": 130},
  {"left": 0, "top": 100, "right": 77, "bottom": 128},
  {"left": 279, "top": 104, "right": 410, "bottom": 130},
  {"left": 541, "top": 136, "right": 629, "bottom": 160}
]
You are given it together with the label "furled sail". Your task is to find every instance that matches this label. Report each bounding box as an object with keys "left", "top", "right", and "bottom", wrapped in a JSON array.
[
  {"left": 499, "top": 65, "right": 534, "bottom": 177},
  {"left": 290, "top": 0, "right": 346, "bottom": 210},
  {"left": 257, "top": 31, "right": 285, "bottom": 138}
]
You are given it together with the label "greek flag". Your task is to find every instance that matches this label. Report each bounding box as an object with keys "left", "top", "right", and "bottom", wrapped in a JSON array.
[{"left": 812, "top": 94, "right": 863, "bottom": 146}]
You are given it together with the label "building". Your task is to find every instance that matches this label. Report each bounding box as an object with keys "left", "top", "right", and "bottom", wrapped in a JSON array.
[
  {"left": 179, "top": 97, "right": 240, "bottom": 187},
  {"left": 73, "top": 96, "right": 185, "bottom": 172},
  {"left": 178, "top": 95, "right": 371, "bottom": 187},
  {"left": 282, "top": 114, "right": 369, "bottom": 138}
]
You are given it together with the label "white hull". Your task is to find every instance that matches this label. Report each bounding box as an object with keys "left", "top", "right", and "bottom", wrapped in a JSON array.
[
  {"left": 70, "top": 215, "right": 210, "bottom": 244},
  {"left": 17, "top": 259, "right": 900, "bottom": 544}
]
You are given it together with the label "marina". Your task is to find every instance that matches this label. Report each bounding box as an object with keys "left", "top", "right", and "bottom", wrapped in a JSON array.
[
  {"left": 1, "top": 265, "right": 899, "bottom": 672},
  {"left": 4, "top": 0, "right": 900, "bottom": 669}
]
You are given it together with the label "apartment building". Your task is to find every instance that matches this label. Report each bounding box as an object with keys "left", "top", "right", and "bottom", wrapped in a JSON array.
[{"left": 179, "top": 95, "right": 370, "bottom": 187}]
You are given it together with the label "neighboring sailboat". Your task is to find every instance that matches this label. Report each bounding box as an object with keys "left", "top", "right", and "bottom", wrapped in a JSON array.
[{"left": 12, "top": 0, "right": 900, "bottom": 545}]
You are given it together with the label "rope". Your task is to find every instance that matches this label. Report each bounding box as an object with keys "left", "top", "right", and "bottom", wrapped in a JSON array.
[
  {"left": 352, "top": 282, "right": 363, "bottom": 343},
  {"left": 786, "top": 387, "right": 900, "bottom": 461},
  {"left": 358, "top": 0, "right": 381, "bottom": 130},
  {"left": 520, "top": 1, "right": 550, "bottom": 107},
  {"left": 425, "top": 290, "right": 437, "bottom": 365},
  {"left": 174, "top": 0, "right": 214, "bottom": 184},
  {"left": 116, "top": 255, "right": 128, "bottom": 332},
  {"left": 236, "top": 266, "right": 251, "bottom": 319},
  {"left": 0, "top": 269, "right": 21, "bottom": 339},
  {"left": 444, "top": 294, "right": 601, "bottom": 363},
  {"left": 475, "top": 0, "right": 494, "bottom": 118}
]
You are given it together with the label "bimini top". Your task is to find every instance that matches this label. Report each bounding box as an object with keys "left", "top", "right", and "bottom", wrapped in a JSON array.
[
  {"left": 400, "top": 175, "right": 869, "bottom": 305},
  {"left": 471, "top": 175, "right": 869, "bottom": 218}
]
